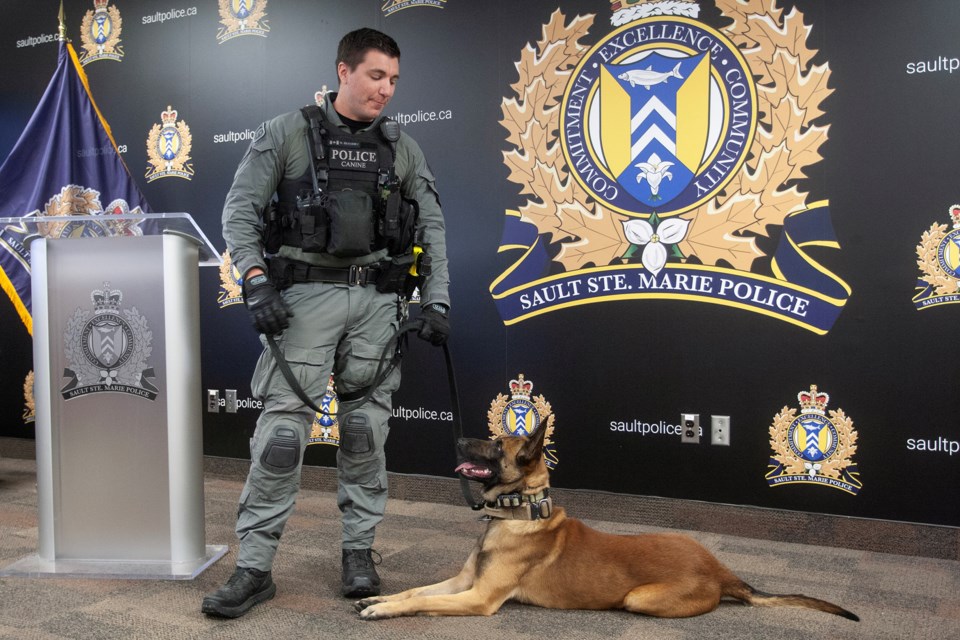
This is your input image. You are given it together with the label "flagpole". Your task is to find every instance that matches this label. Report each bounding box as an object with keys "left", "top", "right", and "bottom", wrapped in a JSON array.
[
  {"left": 58, "top": 1, "right": 67, "bottom": 41},
  {"left": 57, "top": 5, "right": 121, "bottom": 153}
]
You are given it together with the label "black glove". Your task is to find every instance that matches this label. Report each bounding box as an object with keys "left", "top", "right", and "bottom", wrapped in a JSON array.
[
  {"left": 417, "top": 303, "right": 450, "bottom": 346},
  {"left": 243, "top": 273, "right": 293, "bottom": 335}
]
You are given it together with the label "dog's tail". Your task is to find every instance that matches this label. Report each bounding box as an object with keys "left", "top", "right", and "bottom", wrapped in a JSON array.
[{"left": 724, "top": 580, "right": 859, "bottom": 621}]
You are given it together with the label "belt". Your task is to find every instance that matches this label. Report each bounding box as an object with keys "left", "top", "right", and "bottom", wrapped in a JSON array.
[{"left": 289, "top": 262, "right": 382, "bottom": 286}]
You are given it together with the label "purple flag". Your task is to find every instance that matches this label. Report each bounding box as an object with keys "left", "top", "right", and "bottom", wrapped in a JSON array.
[{"left": 0, "top": 39, "right": 149, "bottom": 334}]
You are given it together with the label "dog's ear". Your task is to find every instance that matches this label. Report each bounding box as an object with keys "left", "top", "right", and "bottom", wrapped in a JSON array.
[{"left": 516, "top": 424, "right": 547, "bottom": 467}]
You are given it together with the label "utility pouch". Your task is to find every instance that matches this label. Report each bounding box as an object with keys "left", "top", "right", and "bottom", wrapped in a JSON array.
[
  {"left": 395, "top": 197, "right": 419, "bottom": 254},
  {"left": 325, "top": 190, "right": 376, "bottom": 257},
  {"left": 262, "top": 202, "right": 283, "bottom": 254},
  {"left": 266, "top": 256, "right": 295, "bottom": 291},
  {"left": 374, "top": 253, "right": 416, "bottom": 295},
  {"left": 378, "top": 191, "right": 419, "bottom": 255},
  {"left": 296, "top": 190, "right": 329, "bottom": 253},
  {"left": 403, "top": 249, "right": 431, "bottom": 300}
]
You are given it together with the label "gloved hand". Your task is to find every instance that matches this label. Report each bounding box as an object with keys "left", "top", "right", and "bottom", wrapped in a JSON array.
[
  {"left": 417, "top": 303, "right": 450, "bottom": 346},
  {"left": 243, "top": 272, "right": 293, "bottom": 335}
]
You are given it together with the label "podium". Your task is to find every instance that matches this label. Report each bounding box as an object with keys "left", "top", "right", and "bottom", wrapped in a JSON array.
[{"left": 0, "top": 213, "right": 228, "bottom": 579}]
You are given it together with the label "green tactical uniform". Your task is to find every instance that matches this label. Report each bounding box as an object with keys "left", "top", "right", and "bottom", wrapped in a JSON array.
[{"left": 222, "top": 92, "right": 450, "bottom": 571}]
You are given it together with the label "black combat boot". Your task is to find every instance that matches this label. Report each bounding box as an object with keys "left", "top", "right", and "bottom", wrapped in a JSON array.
[
  {"left": 201, "top": 566, "right": 276, "bottom": 618},
  {"left": 341, "top": 548, "right": 381, "bottom": 598}
]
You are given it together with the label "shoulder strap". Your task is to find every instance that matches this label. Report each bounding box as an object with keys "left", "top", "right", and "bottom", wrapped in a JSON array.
[
  {"left": 379, "top": 117, "right": 400, "bottom": 164},
  {"left": 299, "top": 105, "right": 329, "bottom": 191}
]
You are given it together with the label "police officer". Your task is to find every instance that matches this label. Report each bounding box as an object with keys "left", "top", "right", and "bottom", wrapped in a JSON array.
[{"left": 202, "top": 28, "right": 450, "bottom": 618}]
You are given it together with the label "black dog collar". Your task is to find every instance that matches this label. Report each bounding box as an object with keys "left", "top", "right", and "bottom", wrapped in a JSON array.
[{"left": 483, "top": 489, "right": 552, "bottom": 521}]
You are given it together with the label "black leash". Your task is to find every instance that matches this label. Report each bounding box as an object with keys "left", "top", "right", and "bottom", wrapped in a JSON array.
[{"left": 265, "top": 323, "right": 482, "bottom": 509}]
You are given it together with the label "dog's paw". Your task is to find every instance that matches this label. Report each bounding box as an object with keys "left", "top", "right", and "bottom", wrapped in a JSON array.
[
  {"left": 354, "top": 597, "right": 384, "bottom": 613},
  {"left": 357, "top": 602, "right": 394, "bottom": 620}
]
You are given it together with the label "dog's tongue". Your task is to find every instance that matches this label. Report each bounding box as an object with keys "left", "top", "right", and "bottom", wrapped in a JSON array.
[{"left": 455, "top": 462, "right": 491, "bottom": 478}]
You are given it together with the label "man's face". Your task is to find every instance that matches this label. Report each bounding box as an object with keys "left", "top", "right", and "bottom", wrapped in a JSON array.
[{"left": 335, "top": 49, "right": 400, "bottom": 122}]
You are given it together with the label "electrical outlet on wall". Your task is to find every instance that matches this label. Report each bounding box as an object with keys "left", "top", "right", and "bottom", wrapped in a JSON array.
[
  {"left": 681, "top": 413, "right": 700, "bottom": 444},
  {"left": 711, "top": 415, "right": 730, "bottom": 446},
  {"left": 207, "top": 389, "right": 220, "bottom": 413},
  {"left": 225, "top": 389, "right": 238, "bottom": 413}
]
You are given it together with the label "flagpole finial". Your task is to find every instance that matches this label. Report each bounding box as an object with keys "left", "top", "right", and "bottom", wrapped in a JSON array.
[{"left": 58, "top": 1, "right": 67, "bottom": 41}]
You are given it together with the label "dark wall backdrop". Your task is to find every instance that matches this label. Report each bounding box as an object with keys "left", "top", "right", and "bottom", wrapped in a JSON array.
[{"left": 2, "top": 0, "right": 958, "bottom": 529}]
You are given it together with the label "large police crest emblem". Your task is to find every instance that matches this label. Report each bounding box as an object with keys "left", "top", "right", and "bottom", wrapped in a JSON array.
[
  {"left": 487, "top": 374, "right": 558, "bottom": 469},
  {"left": 308, "top": 375, "right": 341, "bottom": 446},
  {"left": 79, "top": 0, "right": 124, "bottom": 65},
  {"left": 145, "top": 106, "right": 194, "bottom": 182},
  {"left": 216, "top": 0, "right": 269, "bottom": 43},
  {"left": 914, "top": 204, "right": 960, "bottom": 309},
  {"left": 61, "top": 283, "right": 158, "bottom": 401},
  {"left": 766, "top": 385, "right": 861, "bottom": 495},
  {"left": 492, "top": 0, "right": 849, "bottom": 334},
  {"left": 0, "top": 185, "right": 143, "bottom": 283}
]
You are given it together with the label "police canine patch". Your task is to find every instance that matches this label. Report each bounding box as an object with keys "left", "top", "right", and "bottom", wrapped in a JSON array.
[{"left": 61, "top": 282, "right": 159, "bottom": 401}]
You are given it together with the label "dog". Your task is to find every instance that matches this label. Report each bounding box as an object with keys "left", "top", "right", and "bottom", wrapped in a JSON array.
[{"left": 356, "top": 425, "right": 859, "bottom": 621}]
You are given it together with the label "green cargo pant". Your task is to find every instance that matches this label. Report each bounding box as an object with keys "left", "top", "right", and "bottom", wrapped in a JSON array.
[{"left": 235, "top": 280, "right": 401, "bottom": 571}]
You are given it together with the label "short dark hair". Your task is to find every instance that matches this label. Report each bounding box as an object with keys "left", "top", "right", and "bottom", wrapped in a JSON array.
[{"left": 337, "top": 28, "right": 400, "bottom": 72}]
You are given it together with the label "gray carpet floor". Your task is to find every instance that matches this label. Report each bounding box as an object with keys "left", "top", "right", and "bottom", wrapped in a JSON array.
[{"left": 1, "top": 455, "right": 958, "bottom": 640}]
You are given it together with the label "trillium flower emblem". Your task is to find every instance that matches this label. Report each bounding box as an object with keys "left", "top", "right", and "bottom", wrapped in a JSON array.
[{"left": 622, "top": 217, "right": 690, "bottom": 275}]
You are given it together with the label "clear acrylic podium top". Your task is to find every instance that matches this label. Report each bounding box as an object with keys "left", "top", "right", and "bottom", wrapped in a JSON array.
[{"left": 0, "top": 212, "right": 222, "bottom": 266}]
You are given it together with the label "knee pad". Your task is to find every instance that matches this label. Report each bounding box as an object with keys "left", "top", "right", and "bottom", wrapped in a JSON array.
[
  {"left": 340, "top": 414, "right": 373, "bottom": 455},
  {"left": 259, "top": 426, "right": 301, "bottom": 473}
]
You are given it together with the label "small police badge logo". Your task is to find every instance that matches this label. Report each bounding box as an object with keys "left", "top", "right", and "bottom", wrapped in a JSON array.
[
  {"left": 308, "top": 375, "right": 341, "bottom": 446},
  {"left": 914, "top": 204, "right": 960, "bottom": 309},
  {"left": 79, "top": 0, "right": 124, "bottom": 65},
  {"left": 218, "top": 250, "right": 244, "bottom": 308},
  {"left": 61, "top": 282, "right": 159, "bottom": 401},
  {"left": 766, "top": 385, "right": 861, "bottom": 495},
  {"left": 315, "top": 85, "right": 332, "bottom": 107},
  {"left": 487, "top": 374, "right": 558, "bottom": 469},
  {"left": 217, "top": 0, "right": 270, "bottom": 44},
  {"left": 145, "top": 106, "right": 194, "bottom": 182},
  {"left": 23, "top": 370, "right": 35, "bottom": 424},
  {"left": 382, "top": 0, "right": 447, "bottom": 18}
]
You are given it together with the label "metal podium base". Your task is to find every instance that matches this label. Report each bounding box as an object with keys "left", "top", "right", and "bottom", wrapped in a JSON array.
[{"left": 0, "top": 544, "right": 229, "bottom": 580}]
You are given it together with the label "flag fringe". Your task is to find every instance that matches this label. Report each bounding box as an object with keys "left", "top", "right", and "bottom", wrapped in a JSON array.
[{"left": 0, "top": 266, "right": 33, "bottom": 336}]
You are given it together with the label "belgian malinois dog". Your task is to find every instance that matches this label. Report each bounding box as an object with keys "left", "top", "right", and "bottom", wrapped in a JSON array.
[{"left": 356, "top": 425, "right": 859, "bottom": 621}]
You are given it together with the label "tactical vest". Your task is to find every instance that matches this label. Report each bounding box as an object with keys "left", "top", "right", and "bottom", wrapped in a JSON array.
[{"left": 269, "top": 106, "right": 416, "bottom": 258}]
